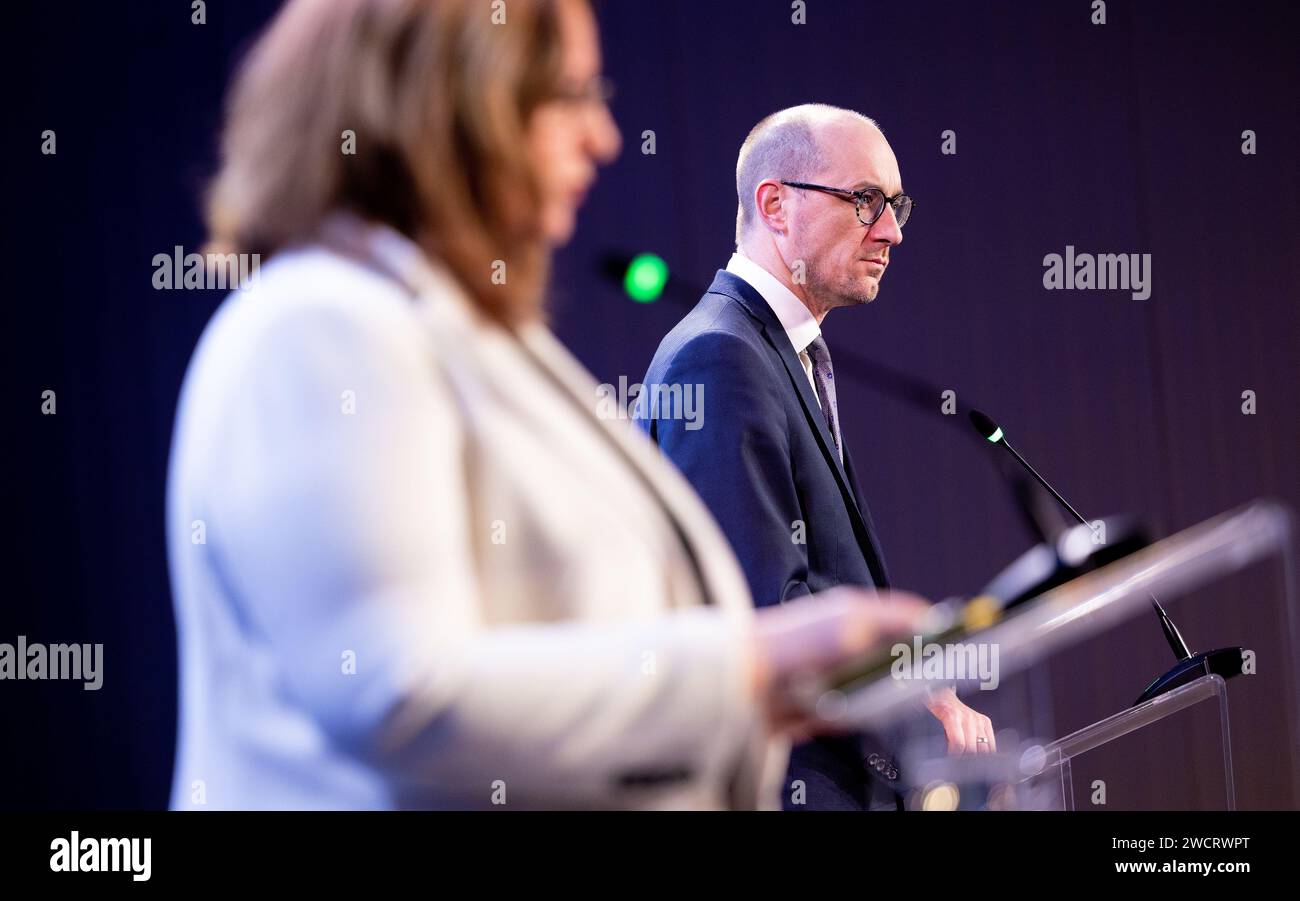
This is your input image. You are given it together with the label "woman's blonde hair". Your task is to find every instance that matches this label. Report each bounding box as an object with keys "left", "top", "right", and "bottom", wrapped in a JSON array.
[{"left": 205, "top": 0, "right": 567, "bottom": 325}]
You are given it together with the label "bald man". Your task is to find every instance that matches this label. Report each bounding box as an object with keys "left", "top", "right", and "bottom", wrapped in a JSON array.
[{"left": 636, "top": 104, "right": 994, "bottom": 810}]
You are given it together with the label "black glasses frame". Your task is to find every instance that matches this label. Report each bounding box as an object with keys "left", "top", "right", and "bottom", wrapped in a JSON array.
[
  {"left": 780, "top": 180, "right": 913, "bottom": 228},
  {"left": 547, "top": 74, "right": 616, "bottom": 107}
]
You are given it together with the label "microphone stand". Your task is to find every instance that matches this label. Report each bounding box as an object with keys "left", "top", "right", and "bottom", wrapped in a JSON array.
[{"left": 972, "top": 412, "right": 1245, "bottom": 706}]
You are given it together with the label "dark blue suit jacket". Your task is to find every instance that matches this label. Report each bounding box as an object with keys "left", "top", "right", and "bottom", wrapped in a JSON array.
[{"left": 636, "top": 269, "right": 899, "bottom": 810}]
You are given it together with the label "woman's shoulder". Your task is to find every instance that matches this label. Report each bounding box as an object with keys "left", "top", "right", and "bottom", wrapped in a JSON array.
[
  {"left": 220, "top": 242, "right": 418, "bottom": 334},
  {"left": 208, "top": 239, "right": 445, "bottom": 369},
  {"left": 175, "top": 240, "right": 450, "bottom": 420},
  {"left": 201, "top": 215, "right": 482, "bottom": 357}
]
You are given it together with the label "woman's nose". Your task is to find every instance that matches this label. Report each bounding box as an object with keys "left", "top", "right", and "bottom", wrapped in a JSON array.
[{"left": 587, "top": 103, "right": 621, "bottom": 163}]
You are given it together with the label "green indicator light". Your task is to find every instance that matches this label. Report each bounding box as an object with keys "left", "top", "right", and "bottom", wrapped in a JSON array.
[
  {"left": 624, "top": 253, "right": 669, "bottom": 303},
  {"left": 987, "top": 427, "right": 1003, "bottom": 443}
]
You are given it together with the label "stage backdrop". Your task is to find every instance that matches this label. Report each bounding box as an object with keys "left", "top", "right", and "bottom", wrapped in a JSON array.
[{"left": 4, "top": 0, "right": 1298, "bottom": 808}]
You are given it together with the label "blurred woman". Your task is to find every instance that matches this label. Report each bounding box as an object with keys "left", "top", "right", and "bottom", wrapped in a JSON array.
[{"left": 166, "top": 0, "right": 926, "bottom": 810}]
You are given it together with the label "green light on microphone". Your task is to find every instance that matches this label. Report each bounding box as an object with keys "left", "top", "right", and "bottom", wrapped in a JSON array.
[
  {"left": 624, "top": 253, "right": 668, "bottom": 303},
  {"left": 987, "top": 427, "right": 1003, "bottom": 443}
]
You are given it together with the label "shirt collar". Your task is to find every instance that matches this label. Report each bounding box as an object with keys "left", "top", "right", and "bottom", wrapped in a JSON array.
[{"left": 726, "top": 252, "right": 821, "bottom": 354}]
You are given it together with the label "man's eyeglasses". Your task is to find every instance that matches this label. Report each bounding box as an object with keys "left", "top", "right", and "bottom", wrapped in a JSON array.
[{"left": 780, "top": 181, "right": 913, "bottom": 229}]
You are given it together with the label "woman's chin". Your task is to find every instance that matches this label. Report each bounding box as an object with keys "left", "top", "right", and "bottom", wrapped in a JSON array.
[{"left": 542, "top": 209, "right": 578, "bottom": 246}]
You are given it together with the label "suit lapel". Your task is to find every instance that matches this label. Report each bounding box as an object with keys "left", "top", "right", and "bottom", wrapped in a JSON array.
[
  {"left": 707, "top": 271, "right": 889, "bottom": 587},
  {"left": 841, "top": 445, "right": 890, "bottom": 587},
  {"left": 710, "top": 274, "right": 850, "bottom": 481}
]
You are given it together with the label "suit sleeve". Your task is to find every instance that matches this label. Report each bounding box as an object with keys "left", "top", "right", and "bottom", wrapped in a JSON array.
[
  {"left": 648, "top": 329, "right": 812, "bottom": 607},
  {"left": 193, "top": 293, "right": 766, "bottom": 808}
]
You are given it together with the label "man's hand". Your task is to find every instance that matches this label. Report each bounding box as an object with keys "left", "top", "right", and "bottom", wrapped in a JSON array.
[{"left": 924, "top": 687, "right": 996, "bottom": 754}]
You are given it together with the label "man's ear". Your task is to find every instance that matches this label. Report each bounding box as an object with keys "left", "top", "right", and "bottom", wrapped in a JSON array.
[{"left": 754, "top": 180, "right": 787, "bottom": 233}]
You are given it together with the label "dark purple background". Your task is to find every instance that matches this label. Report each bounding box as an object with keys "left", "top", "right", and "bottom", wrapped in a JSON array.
[{"left": 4, "top": 0, "right": 1297, "bottom": 809}]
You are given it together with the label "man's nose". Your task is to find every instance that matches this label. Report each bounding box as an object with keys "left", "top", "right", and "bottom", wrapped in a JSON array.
[{"left": 868, "top": 204, "right": 902, "bottom": 246}]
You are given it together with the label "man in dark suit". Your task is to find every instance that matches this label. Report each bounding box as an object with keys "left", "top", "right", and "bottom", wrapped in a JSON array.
[{"left": 636, "top": 104, "right": 995, "bottom": 810}]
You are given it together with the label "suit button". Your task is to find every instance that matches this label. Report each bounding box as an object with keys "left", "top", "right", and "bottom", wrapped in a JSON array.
[{"left": 867, "top": 754, "right": 880, "bottom": 766}]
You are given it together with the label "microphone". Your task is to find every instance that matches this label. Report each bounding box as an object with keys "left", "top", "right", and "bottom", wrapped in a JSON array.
[
  {"left": 1151, "top": 595, "right": 1192, "bottom": 661},
  {"left": 967, "top": 408, "right": 1242, "bottom": 704},
  {"left": 968, "top": 409, "right": 1089, "bottom": 528}
]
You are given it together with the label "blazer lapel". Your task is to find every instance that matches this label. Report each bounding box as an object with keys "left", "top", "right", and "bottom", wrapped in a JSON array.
[
  {"left": 350, "top": 216, "right": 742, "bottom": 613},
  {"left": 707, "top": 271, "right": 889, "bottom": 587},
  {"left": 511, "top": 322, "right": 755, "bottom": 611}
]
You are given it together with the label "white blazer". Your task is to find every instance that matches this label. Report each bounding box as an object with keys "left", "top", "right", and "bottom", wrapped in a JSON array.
[{"left": 166, "top": 214, "right": 788, "bottom": 809}]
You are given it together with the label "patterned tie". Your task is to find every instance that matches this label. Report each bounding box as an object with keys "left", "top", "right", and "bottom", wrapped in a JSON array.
[{"left": 806, "top": 335, "right": 842, "bottom": 460}]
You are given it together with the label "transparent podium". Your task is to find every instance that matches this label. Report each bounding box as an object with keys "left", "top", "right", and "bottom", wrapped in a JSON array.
[
  {"left": 1028, "top": 674, "right": 1234, "bottom": 810},
  {"left": 828, "top": 500, "right": 1298, "bottom": 811}
]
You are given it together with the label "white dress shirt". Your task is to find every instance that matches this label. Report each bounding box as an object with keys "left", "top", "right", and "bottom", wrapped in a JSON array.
[
  {"left": 726, "top": 253, "right": 841, "bottom": 460},
  {"left": 726, "top": 253, "right": 822, "bottom": 401}
]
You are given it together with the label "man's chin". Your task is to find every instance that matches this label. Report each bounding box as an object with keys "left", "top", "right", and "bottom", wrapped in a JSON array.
[
  {"left": 845, "top": 283, "right": 879, "bottom": 306},
  {"left": 818, "top": 279, "right": 878, "bottom": 312}
]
